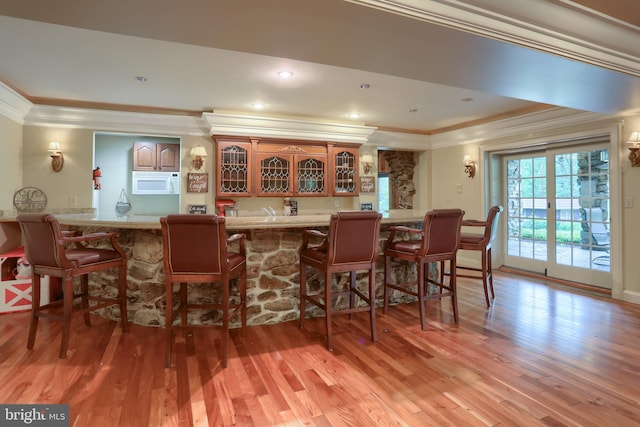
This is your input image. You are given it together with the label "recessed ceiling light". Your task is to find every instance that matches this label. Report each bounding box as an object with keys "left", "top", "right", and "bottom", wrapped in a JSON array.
[
  {"left": 360, "top": 83, "right": 371, "bottom": 89},
  {"left": 348, "top": 112, "right": 361, "bottom": 119},
  {"left": 135, "top": 76, "right": 148, "bottom": 82},
  {"left": 251, "top": 103, "right": 266, "bottom": 109},
  {"left": 277, "top": 71, "right": 293, "bottom": 79}
]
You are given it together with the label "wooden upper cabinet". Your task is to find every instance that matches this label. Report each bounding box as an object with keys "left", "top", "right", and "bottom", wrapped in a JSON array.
[
  {"left": 255, "top": 142, "right": 328, "bottom": 197},
  {"left": 330, "top": 145, "right": 359, "bottom": 196},
  {"left": 157, "top": 144, "right": 180, "bottom": 171},
  {"left": 213, "top": 136, "right": 356, "bottom": 197},
  {"left": 132, "top": 142, "right": 156, "bottom": 171},
  {"left": 216, "top": 139, "right": 252, "bottom": 197},
  {"left": 132, "top": 142, "right": 180, "bottom": 171}
]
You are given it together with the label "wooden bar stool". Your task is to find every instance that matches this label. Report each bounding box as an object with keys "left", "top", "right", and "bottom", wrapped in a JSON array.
[
  {"left": 383, "top": 209, "right": 464, "bottom": 330},
  {"left": 448, "top": 205, "right": 503, "bottom": 307},
  {"left": 17, "top": 213, "right": 129, "bottom": 358},
  {"left": 299, "top": 211, "right": 382, "bottom": 351},
  {"left": 160, "top": 214, "right": 247, "bottom": 369}
]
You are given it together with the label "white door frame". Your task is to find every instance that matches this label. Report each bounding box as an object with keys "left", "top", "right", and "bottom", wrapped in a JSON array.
[{"left": 478, "top": 124, "right": 622, "bottom": 298}]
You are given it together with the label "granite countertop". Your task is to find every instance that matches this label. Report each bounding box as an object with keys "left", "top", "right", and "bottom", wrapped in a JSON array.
[{"left": 51, "top": 210, "right": 425, "bottom": 230}]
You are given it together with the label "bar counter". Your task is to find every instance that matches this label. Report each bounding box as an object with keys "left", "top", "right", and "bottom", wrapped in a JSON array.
[
  {"left": 54, "top": 210, "right": 425, "bottom": 230},
  {"left": 50, "top": 211, "right": 425, "bottom": 327}
]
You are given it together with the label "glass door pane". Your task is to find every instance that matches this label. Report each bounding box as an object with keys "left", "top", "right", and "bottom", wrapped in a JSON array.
[
  {"left": 553, "top": 148, "right": 610, "bottom": 273},
  {"left": 506, "top": 156, "right": 548, "bottom": 265}
]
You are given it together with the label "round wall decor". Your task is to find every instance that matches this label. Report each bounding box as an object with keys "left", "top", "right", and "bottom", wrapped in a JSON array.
[{"left": 13, "top": 187, "right": 48, "bottom": 213}]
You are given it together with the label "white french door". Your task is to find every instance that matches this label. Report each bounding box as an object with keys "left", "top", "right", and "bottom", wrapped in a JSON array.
[{"left": 503, "top": 143, "right": 611, "bottom": 289}]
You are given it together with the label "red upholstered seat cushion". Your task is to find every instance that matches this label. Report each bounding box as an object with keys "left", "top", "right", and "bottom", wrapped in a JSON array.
[
  {"left": 300, "top": 246, "right": 327, "bottom": 263},
  {"left": 387, "top": 240, "right": 421, "bottom": 253},
  {"left": 460, "top": 233, "right": 484, "bottom": 245},
  {"left": 66, "top": 248, "right": 123, "bottom": 266}
]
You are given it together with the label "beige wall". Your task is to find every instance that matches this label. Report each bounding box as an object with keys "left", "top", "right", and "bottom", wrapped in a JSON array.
[
  {"left": 357, "top": 145, "right": 378, "bottom": 211},
  {"left": 179, "top": 135, "right": 215, "bottom": 211},
  {"left": 22, "top": 126, "right": 94, "bottom": 210},
  {"left": 431, "top": 143, "right": 482, "bottom": 217},
  {"left": 413, "top": 149, "right": 431, "bottom": 213},
  {"left": 431, "top": 143, "right": 484, "bottom": 269},
  {"left": 0, "top": 115, "right": 23, "bottom": 211},
  {"left": 621, "top": 116, "right": 640, "bottom": 299}
]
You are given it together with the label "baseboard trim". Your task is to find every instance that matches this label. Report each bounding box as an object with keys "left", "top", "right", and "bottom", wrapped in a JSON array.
[
  {"left": 622, "top": 290, "right": 640, "bottom": 304},
  {"left": 497, "top": 266, "right": 612, "bottom": 297}
]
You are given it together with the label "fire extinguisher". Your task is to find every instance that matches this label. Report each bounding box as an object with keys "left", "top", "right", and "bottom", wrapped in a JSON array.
[{"left": 93, "top": 167, "right": 102, "bottom": 190}]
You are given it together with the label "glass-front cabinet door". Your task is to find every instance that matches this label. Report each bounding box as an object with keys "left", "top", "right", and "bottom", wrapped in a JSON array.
[
  {"left": 330, "top": 146, "right": 359, "bottom": 196},
  {"left": 216, "top": 140, "right": 251, "bottom": 197},
  {"left": 257, "top": 153, "right": 292, "bottom": 196},
  {"left": 294, "top": 155, "right": 327, "bottom": 196}
]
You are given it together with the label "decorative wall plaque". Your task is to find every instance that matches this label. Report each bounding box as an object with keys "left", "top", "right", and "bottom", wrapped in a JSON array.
[
  {"left": 187, "top": 173, "right": 208, "bottom": 193},
  {"left": 187, "top": 204, "right": 207, "bottom": 214},
  {"left": 13, "top": 187, "right": 48, "bottom": 212},
  {"left": 360, "top": 176, "right": 375, "bottom": 193}
]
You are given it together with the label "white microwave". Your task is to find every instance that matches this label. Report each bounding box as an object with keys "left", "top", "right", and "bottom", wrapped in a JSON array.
[{"left": 132, "top": 171, "right": 180, "bottom": 195}]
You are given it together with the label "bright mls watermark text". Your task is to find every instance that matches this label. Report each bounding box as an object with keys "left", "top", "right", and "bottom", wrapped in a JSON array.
[{"left": 1, "top": 405, "right": 69, "bottom": 426}]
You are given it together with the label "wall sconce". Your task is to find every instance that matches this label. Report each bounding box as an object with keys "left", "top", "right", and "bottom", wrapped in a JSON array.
[
  {"left": 627, "top": 131, "right": 640, "bottom": 167},
  {"left": 463, "top": 154, "right": 476, "bottom": 178},
  {"left": 48, "top": 141, "right": 64, "bottom": 172},
  {"left": 361, "top": 154, "right": 374, "bottom": 175},
  {"left": 189, "top": 145, "right": 207, "bottom": 171}
]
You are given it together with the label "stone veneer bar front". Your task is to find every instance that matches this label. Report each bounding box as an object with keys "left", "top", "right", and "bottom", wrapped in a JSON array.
[{"left": 47, "top": 211, "right": 427, "bottom": 328}]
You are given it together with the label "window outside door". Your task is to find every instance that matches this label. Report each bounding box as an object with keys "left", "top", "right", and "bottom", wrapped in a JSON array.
[{"left": 504, "top": 144, "right": 611, "bottom": 289}]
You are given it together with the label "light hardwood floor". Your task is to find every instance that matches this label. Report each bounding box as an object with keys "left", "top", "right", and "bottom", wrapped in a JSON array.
[{"left": 1, "top": 272, "right": 640, "bottom": 426}]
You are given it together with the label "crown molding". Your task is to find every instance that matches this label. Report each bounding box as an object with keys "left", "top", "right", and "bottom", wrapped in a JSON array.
[
  {"left": 366, "top": 130, "right": 431, "bottom": 150},
  {"left": 430, "top": 107, "right": 616, "bottom": 149},
  {"left": 362, "top": 108, "right": 617, "bottom": 151},
  {"left": 23, "top": 105, "right": 209, "bottom": 136},
  {"left": 0, "top": 82, "right": 33, "bottom": 124},
  {"left": 5, "top": 97, "right": 626, "bottom": 151},
  {"left": 349, "top": 0, "right": 640, "bottom": 77},
  {"left": 202, "top": 112, "right": 377, "bottom": 144}
]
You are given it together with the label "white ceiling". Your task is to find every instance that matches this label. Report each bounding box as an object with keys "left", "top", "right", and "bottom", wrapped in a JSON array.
[{"left": 0, "top": 0, "right": 639, "bottom": 134}]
